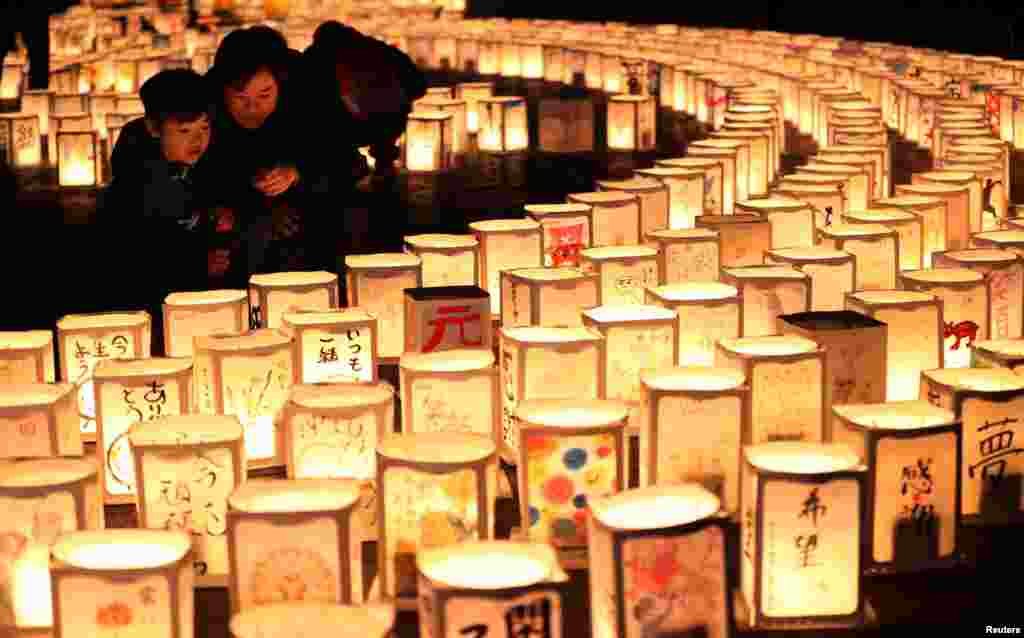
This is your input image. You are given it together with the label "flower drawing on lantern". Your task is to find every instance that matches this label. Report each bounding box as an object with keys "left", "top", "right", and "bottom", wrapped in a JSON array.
[
  {"left": 943, "top": 321, "right": 980, "bottom": 351},
  {"left": 249, "top": 547, "right": 337, "bottom": 606},
  {"left": 899, "top": 458, "right": 936, "bottom": 536},
  {"left": 548, "top": 222, "right": 585, "bottom": 267},
  {"left": 96, "top": 600, "right": 134, "bottom": 636},
  {"left": 986, "top": 92, "right": 1000, "bottom": 135}
]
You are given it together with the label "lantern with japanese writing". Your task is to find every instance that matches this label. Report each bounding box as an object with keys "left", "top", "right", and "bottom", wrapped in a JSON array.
[
  {"left": 469, "top": 219, "right": 543, "bottom": 316},
  {"left": 57, "top": 311, "right": 152, "bottom": 443},
  {"left": 226, "top": 478, "right": 360, "bottom": 612},
  {"left": 932, "top": 248, "right": 1024, "bottom": 341},
  {"left": 633, "top": 167, "right": 705, "bottom": 231},
  {"left": 817, "top": 223, "right": 900, "bottom": 291},
  {"left": 129, "top": 415, "right": 243, "bottom": 588},
  {"left": 404, "top": 234, "right": 480, "bottom": 288},
  {"left": 644, "top": 228, "right": 719, "bottom": 284},
  {"left": 720, "top": 265, "right": 811, "bottom": 337},
  {"left": 229, "top": 602, "right": 394, "bottom": 638},
  {"left": 50, "top": 529, "right": 193, "bottom": 638},
  {"left": 844, "top": 291, "right": 943, "bottom": 401},
  {"left": 832, "top": 400, "right": 960, "bottom": 573},
  {"left": 737, "top": 198, "right": 815, "bottom": 249},
  {"left": 919, "top": 368, "right": 1024, "bottom": 524},
  {"left": 93, "top": 357, "right": 192, "bottom": 504},
  {"left": 972, "top": 339, "right": 1024, "bottom": 374},
  {"left": 644, "top": 283, "right": 740, "bottom": 367},
  {"left": 499, "top": 267, "right": 599, "bottom": 329},
  {"left": 655, "top": 157, "right": 726, "bottom": 215},
  {"left": 605, "top": 95, "right": 656, "bottom": 151},
  {"left": 579, "top": 246, "right": 659, "bottom": 306},
  {"left": 695, "top": 214, "right": 773, "bottom": 268},
  {"left": 899, "top": 268, "right": 988, "bottom": 369},
  {"left": 281, "top": 309, "right": 376, "bottom": 384},
  {"left": 716, "top": 335, "right": 825, "bottom": 444},
  {"left": 403, "top": 286, "right": 491, "bottom": 355},
  {"left": 400, "top": 348, "right": 499, "bottom": 443},
  {"left": 525, "top": 203, "right": 593, "bottom": 268},
  {"left": 455, "top": 82, "right": 493, "bottom": 134},
  {"left": 248, "top": 271, "right": 338, "bottom": 331},
  {"left": 477, "top": 97, "right": 528, "bottom": 153},
  {"left": 162, "top": 291, "right": 248, "bottom": 359},
  {"left": 377, "top": 432, "right": 496, "bottom": 603},
  {"left": 344, "top": 253, "right": 422, "bottom": 360},
  {"left": 0, "top": 113, "right": 42, "bottom": 168},
  {"left": 739, "top": 442, "right": 867, "bottom": 629},
  {"left": 55, "top": 130, "right": 98, "bottom": 187},
  {"left": 403, "top": 111, "right": 452, "bottom": 172},
  {"left": 596, "top": 178, "right": 669, "bottom": 247},
  {"left": 565, "top": 192, "right": 641, "bottom": 248},
  {"left": 0, "top": 458, "right": 102, "bottom": 633},
  {"left": 0, "top": 331, "right": 55, "bottom": 384},
  {"left": 844, "top": 208, "right": 924, "bottom": 271},
  {"left": 192, "top": 330, "right": 297, "bottom": 469},
  {"left": 0, "top": 383, "right": 79, "bottom": 460}
]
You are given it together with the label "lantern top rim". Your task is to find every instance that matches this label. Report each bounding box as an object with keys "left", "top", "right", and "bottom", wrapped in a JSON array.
[
  {"left": 344, "top": 252, "right": 421, "bottom": 270},
  {"left": 875, "top": 195, "right": 945, "bottom": 208},
  {"left": 524, "top": 203, "right": 591, "bottom": 215},
  {"left": 895, "top": 182, "right": 968, "bottom": 195},
  {"left": 164, "top": 289, "right": 248, "bottom": 306},
  {"left": 478, "top": 95, "right": 525, "bottom": 105},
  {"left": 0, "top": 457, "right": 96, "bottom": 488},
  {"left": 468, "top": 218, "right": 540, "bottom": 233},
  {"left": 582, "top": 304, "right": 675, "bottom": 323},
  {"left": 513, "top": 398, "right": 630, "bottom": 428},
  {"left": 580, "top": 245, "right": 657, "bottom": 261},
  {"left": 833, "top": 400, "right": 956, "bottom": 431},
  {"left": 194, "top": 329, "right": 291, "bottom": 352},
  {"left": 917, "top": 170, "right": 978, "bottom": 183},
  {"left": 655, "top": 157, "right": 723, "bottom": 170},
  {"left": 418, "top": 541, "right": 566, "bottom": 590},
  {"left": 229, "top": 478, "right": 361, "bottom": 514},
  {"left": 900, "top": 267, "right": 984, "bottom": 285},
  {"left": 797, "top": 163, "right": 864, "bottom": 175},
  {"left": 405, "top": 233, "right": 479, "bottom": 250},
  {"left": 817, "top": 222, "right": 893, "bottom": 239},
  {"left": 646, "top": 228, "right": 718, "bottom": 242},
  {"left": 0, "top": 330, "right": 52, "bottom": 351},
  {"left": 500, "top": 326, "right": 603, "bottom": 344},
  {"left": 595, "top": 177, "right": 666, "bottom": 193},
  {"left": 507, "top": 266, "right": 589, "bottom": 282},
  {"left": 846, "top": 208, "right": 918, "bottom": 222},
  {"left": 591, "top": 484, "right": 721, "bottom": 530},
  {"left": 819, "top": 144, "right": 885, "bottom": 153},
  {"left": 567, "top": 191, "right": 639, "bottom": 205},
  {"left": 229, "top": 602, "right": 395, "bottom": 638},
  {"left": 129, "top": 414, "right": 243, "bottom": 447},
  {"left": 407, "top": 110, "right": 454, "bottom": 122},
  {"left": 377, "top": 432, "right": 495, "bottom": 464},
  {"left": 849, "top": 289, "right": 934, "bottom": 305},
  {"left": 281, "top": 307, "right": 374, "bottom": 327},
  {"left": 942, "top": 248, "right": 1018, "bottom": 264},
  {"left": 57, "top": 311, "right": 149, "bottom": 331},
  {"left": 973, "top": 339, "right": 1024, "bottom": 359},
  {"left": 288, "top": 381, "right": 393, "bottom": 410},
  {"left": 689, "top": 139, "right": 745, "bottom": 150},
  {"left": 250, "top": 271, "right": 338, "bottom": 289},
  {"left": 53, "top": 530, "right": 191, "bottom": 570},
  {"left": 647, "top": 282, "right": 738, "bottom": 302},
  {"left": 923, "top": 367, "right": 1024, "bottom": 393},
  {"left": 641, "top": 366, "right": 745, "bottom": 392},
  {"left": 736, "top": 198, "right": 810, "bottom": 212},
  {"left": 745, "top": 442, "right": 860, "bottom": 474},
  {"left": 608, "top": 94, "right": 654, "bottom": 103},
  {"left": 723, "top": 264, "right": 807, "bottom": 280},
  {"left": 718, "top": 335, "right": 819, "bottom": 358},
  {"left": 94, "top": 356, "right": 191, "bottom": 379},
  {"left": 0, "top": 382, "right": 74, "bottom": 408},
  {"left": 766, "top": 247, "right": 852, "bottom": 262},
  {"left": 400, "top": 348, "right": 495, "bottom": 372}
]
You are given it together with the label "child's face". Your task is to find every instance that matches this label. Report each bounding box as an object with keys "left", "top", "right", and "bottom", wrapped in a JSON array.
[{"left": 159, "top": 114, "right": 211, "bottom": 165}]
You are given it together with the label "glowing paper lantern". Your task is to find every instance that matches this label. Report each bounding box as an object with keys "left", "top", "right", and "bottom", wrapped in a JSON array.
[
  {"left": 403, "top": 111, "right": 453, "bottom": 172},
  {"left": 281, "top": 309, "right": 377, "bottom": 384},
  {"left": 764, "top": 248, "right": 855, "bottom": 312},
  {"left": 377, "top": 432, "right": 496, "bottom": 602},
  {"left": 920, "top": 368, "right": 1024, "bottom": 523},
  {"left": 796, "top": 162, "right": 871, "bottom": 211},
  {"left": 0, "top": 62, "right": 24, "bottom": 101},
  {"left": 773, "top": 179, "right": 846, "bottom": 232},
  {"left": 695, "top": 214, "right": 773, "bottom": 268},
  {"left": 817, "top": 223, "right": 900, "bottom": 290},
  {"left": 162, "top": 290, "right": 248, "bottom": 359},
  {"left": 875, "top": 195, "right": 947, "bottom": 267},
  {"left": 645, "top": 228, "right": 720, "bottom": 284},
  {"left": 895, "top": 182, "right": 969, "bottom": 251},
  {"left": 912, "top": 171, "right": 983, "bottom": 240},
  {"left": 499, "top": 267, "right": 599, "bottom": 328},
  {"left": 832, "top": 400, "right": 959, "bottom": 572},
  {"left": 737, "top": 198, "right": 815, "bottom": 249},
  {"left": 595, "top": 178, "right": 668, "bottom": 246},
  {"left": 817, "top": 145, "right": 888, "bottom": 199},
  {"left": 93, "top": 357, "right": 193, "bottom": 504},
  {"left": 455, "top": 82, "right": 493, "bottom": 134},
  {"left": 399, "top": 348, "right": 498, "bottom": 442},
  {"left": 0, "top": 331, "right": 55, "bottom": 384},
  {"left": 403, "top": 286, "right": 491, "bottom": 354},
  {"left": 566, "top": 192, "right": 641, "bottom": 247},
  {"left": 226, "top": 479, "right": 360, "bottom": 611},
  {"left": 129, "top": 415, "right": 243, "bottom": 587},
  {"left": 721, "top": 265, "right": 811, "bottom": 337},
  {"left": 932, "top": 248, "right": 1024, "bottom": 340},
  {"left": 404, "top": 234, "right": 479, "bottom": 288},
  {"left": 645, "top": 283, "right": 740, "bottom": 367},
  {"left": 605, "top": 95, "right": 656, "bottom": 151},
  {"left": 971, "top": 230, "right": 1024, "bottom": 257},
  {"left": 712, "top": 130, "right": 769, "bottom": 197},
  {"left": 692, "top": 139, "right": 751, "bottom": 202},
  {"left": 588, "top": 484, "right": 729, "bottom": 638},
  {"left": 525, "top": 203, "right": 593, "bottom": 268},
  {"left": 57, "top": 311, "right": 151, "bottom": 442},
  {"left": 844, "top": 208, "right": 924, "bottom": 271},
  {"left": 344, "top": 253, "right": 422, "bottom": 360},
  {"left": 972, "top": 338, "right": 1024, "bottom": 374},
  {"left": 579, "top": 246, "right": 658, "bottom": 306},
  {"left": 0, "top": 113, "right": 42, "bottom": 168},
  {"left": 415, "top": 99, "right": 467, "bottom": 157},
  {"left": 655, "top": 157, "right": 726, "bottom": 215},
  {"left": 230, "top": 603, "right": 394, "bottom": 638},
  {"left": 469, "top": 219, "right": 543, "bottom": 315},
  {"left": 477, "top": 97, "right": 528, "bottom": 152},
  {"left": 514, "top": 399, "right": 627, "bottom": 555},
  {"left": 900, "top": 268, "right": 989, "bottom": 369},
  {"left": 55, "top": 130, "right": 98, "bottom": 187},
  {"left": 680, "top": 146, "right": 739, "bottom": 214},
  {"left": 739, "top": 442, "right": 867, "bottom": 629},
  {"left": 50, "top": 530, "right": 193, "bottom": 638},
  {"left": 192, "top": 330, "right": 297, "bottom": 469},
  {"left": 845, "top": 291, "right": 943, "bottom": 401},
  {"left": 0, "top": 458, "right": 102, "bottom": 632},
  {"left": 633, "top": 167, "right": 705, "bottom": 230},
  {"left": 248, "top": 272, "right": 338, "bottom": 331}
]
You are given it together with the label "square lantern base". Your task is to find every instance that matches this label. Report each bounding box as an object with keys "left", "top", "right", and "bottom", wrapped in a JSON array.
[{"left": 733, "top": 590, "right": 878, "bottom": 633}]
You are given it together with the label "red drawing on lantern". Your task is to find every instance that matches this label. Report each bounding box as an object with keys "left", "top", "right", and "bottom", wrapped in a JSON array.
[
  {"left": 547, "top": 223, "right": 584, "bottom": 267},
  {"left": 706, "top": 94, "right": 728, "bottom": 109},
  {"left": 944, "top": 320, "right": 980, "bottom": 350},
  {"left": 986, "top": 93, "right": 1000, "bottom": 134},
  {"left": 422, "top": 305, "right": 483, "bottom": 353}
]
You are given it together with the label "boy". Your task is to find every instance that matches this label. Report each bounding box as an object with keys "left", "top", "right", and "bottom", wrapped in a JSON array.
[{"left": 98, "top": 69, "right": 237, "bottom": 355}]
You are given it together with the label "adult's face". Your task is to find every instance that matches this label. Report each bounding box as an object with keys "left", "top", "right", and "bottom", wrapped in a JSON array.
[{"left": 224, "top": 69, "right": 279, "bottom": 130}]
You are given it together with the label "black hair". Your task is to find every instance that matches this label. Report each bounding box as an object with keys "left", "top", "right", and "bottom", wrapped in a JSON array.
[
  {"left": 211, "top": 26, "right": 290, "bottom": 92},
  {"left": 139, "top": 69, "right": 211, "bottom": 125}
]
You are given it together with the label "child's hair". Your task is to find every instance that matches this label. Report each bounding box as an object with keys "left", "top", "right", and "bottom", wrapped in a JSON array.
[{"left": 140, "top": 69, "right": 212, "bottom": 126}]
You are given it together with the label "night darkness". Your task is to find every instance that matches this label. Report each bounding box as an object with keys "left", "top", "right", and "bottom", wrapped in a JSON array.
[{"left": 467, "top": 1, "right": 1023, "bottom": 60}]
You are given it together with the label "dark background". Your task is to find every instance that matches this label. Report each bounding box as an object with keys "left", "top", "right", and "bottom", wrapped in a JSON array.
[{"left": 467, "top": 1, "right": 1023, "bottom": 61}]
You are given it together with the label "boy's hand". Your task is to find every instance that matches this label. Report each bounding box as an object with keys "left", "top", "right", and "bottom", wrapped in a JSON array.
[
  {"left": 254, "top": 166, "right": 300, "bottom": 197},
  {"left": 208, "top": 249, "right": 230, "bottom": 277}
]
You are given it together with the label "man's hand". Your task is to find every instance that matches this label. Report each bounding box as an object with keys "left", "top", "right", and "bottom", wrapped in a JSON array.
[
  {"left": 208, "top": 249, "right": 231, "bottom": 277},
  {"left": 254, "top": 165, "right": 300, "bottom": 197}
]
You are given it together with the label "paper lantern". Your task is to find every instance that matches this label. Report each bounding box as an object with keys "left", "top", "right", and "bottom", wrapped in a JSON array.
[
  {"left": 0, "top": 331, "right": 55, "bottom": 384},
  {"left": 739, "top": 442, "right": 866, "bottom": 629},
  {"left": 893, "top": 183, "right": 967, "bottom": 253},
  {"left": 281, "top": 309, "right": 377, "bottom": 384},
  {"left": 691, "top": 139, "right": 750, "bottom": 203},
  {"left": 499, "top": 327, "right": 604, "bottom": 461},
  {"left": 415, "top": 99, "right": 467, "bottom": 157},
  {"left": 875, "top": 195, "right": 947, "bottom": 267},
  {"left": 229, "top": 602, "right": 394, "bottom": 638},
  {"left": 403, "top": 111, "right": 452, "bottom": 172},
  {"left": 817, "top": 145, "right": 888, "bottom": 199},
  {"left": 162, "top": 291, "right": 247, "bottom": 359},
  {"left": 912, "top": 171, "right": 983, "bottom": 241},
  {"left": 716, "top": 335, "right": 825, "bottom": 444},
  {"left": 192, "top": 330, "right": 297, "bottom": 469},
  {"left": 588, "top": 484, "right": 730, "bottom": 638},
  {"left": 932, "top": 249, "right": 1024, "bottom": 340},
  {"left": 655, "top": 157, "right": 726, "bottom": 215},
  {"left": 972, "top": 338, "right": 1024, "bottom": 373},
  {"left": 579, "top": 246, "right": 658, "bottom": 306},
  {"left": 816, "top": 223, "right": 900, "bottom": 291},
  {"left": 939, "top": 156, "right": 1005, "bottom": 225},
  {"left": 773, "top": 180, "right": 846, "bottom": 233},
  {"left": 695, "top": 214, "right": 773, "bottom": 268},
  {"left": 0, "top": 62, "right": 24, "bottom": 101},
  {"left": 720, "top": 265, "right": 812, "bottom": 337},
  {"left": 712, "top": 130, "right": 770, "bottom": 197},
  {"left": 0, "top": 458, "right": 102, "bottom": 632},
  {"left": 796, "top": 162, "right": 871, "bottom": 212},
  {"left": 247, "top": 272, "right": 338, "bottom": 332},
  {"left": 645, "top": 283, "right": 740, "bottom": 367},
  {"left": 93, "top": 357, "right": 192, "bottom": 504},
  {"left": 832, "top": 400, "right": 959, "bottom": 572},
  {"left": 899, "top": 268, "right": 989, "bottom": 369},
  {"left": 844, "top": 291, "right": 943, "bottom": 401},
  {"left": 404, "top": 234, "right": 479, "bottom": 288},
  {"left": 399, "top": 348, "right": 498, "bottom": 443},
  {"left": 971, "top": 230, "right": 1024, "bottom": 257},
  {"left": 844, "top": 208, "right": 924, "bottom": 271},
  {"left": 644, "top": 228, "right": 720, "bottom": 284},
  {"left": 469, "top": 219, "right": 543, "bottom": 316},
  {"left": 525, "top": 203, "right": 593, "bottom": 268},
  {"left": 514, "top": 399, "right": 627, "bottom": 556},
  {"left": 764, "top": 248, "right": 855, "bottom": 312},
  {"left": 344, "top": 253, "right": 422, "bottom": 360},
  {"left": 55, "top": 130, "right": 98, "bottom": 187},
  {"left": 57, "top": 311, "right": 152, "bottom": 442},
  {"left": 499, "top": 41, "right": 522, "bottom": 78},
  {"left": 605, "top": 95, "right": 656, "bottom": 151},
  {"left": 920, "top": 368, "right": 1024, "bottom": 523},
  {"left": 499, "top": 267, "right": 599, "bottom": 329},
  {"left": 50, "top": 529, "right": 193, "bottom": 638},
  {"left": 0, "top": 113, "right": 42, "bottom": 168},
  {"left": 128, "top": 415, "right": 243, "bottom": 587},
  {"left": 737, "top": 198, "right": 815, "bottom": 249},
  {"left": 632, "top": 167, "right": 705, "bottom": 230},
  {"left": 403, "top": 286, "right": 491, "bottom": 355},
  {"left": 477, "top": 97, "right": 528, "bottom": 153},
  {"left": 226, "top": 478, "right": 360, "bottom": 612},
  {"left": 377, "top": 432, "right": 496, "bottom": 602},
  {"left": 595, "top": 178, "right": 668, "bottom": 246},
  {"left": 544, "top": 45, "right": 565, "bottom": 83},
  {"left": 455, "top": 82, "right": 493, "bottom": 134},
  {"left": 565, "top": 192, "right": 641, "bottom": 247}
]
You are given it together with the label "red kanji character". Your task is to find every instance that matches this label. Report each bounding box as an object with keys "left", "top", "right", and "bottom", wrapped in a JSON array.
[{"left": 422, "top": 305, "right": 483, "bottom": 353}]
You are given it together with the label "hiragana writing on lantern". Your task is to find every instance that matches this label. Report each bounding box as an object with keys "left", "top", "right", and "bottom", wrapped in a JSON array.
[
  {"left": 423, "top": 305, "right": 483, "bottom": 353},
  {"left": 73, "top": 334, "right": 131, "bottom": 432},
  {"left": 743, "top": 508, "right": 754, "bottom": 561},
  {"left": 795, "top": 488, "right": 826, "bottom": 568},
  {"left": 968, "top": 417, "right": 1023, "bottom": 484},
  {"left": 346, "top": 329, "right": 363, "bottom": 374},
  {"left": 900, "top": 458, "right": 936, "bottom": 535},
  {"left": 155, "top": 454, "right": 228, "bottom": 537},
  {"left": 458, "top": 598, "right": 554, "bottom": 638}
]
